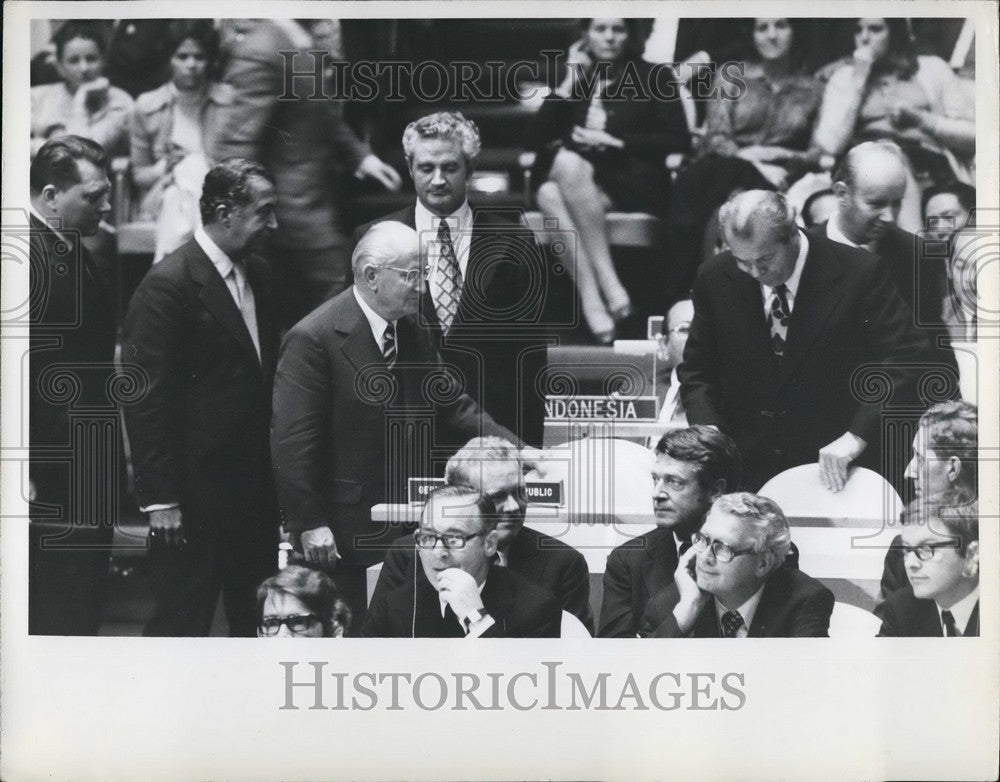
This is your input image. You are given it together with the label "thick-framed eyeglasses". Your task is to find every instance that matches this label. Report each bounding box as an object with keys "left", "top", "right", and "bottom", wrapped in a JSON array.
[
  {"left": 415, "top": 531, "right": 485, "bottom": 550},
  {"left": 690, "top": 532, "right": 758, "bottom": 563},
  {"left": 899, "top": 540, "right": 960, "bottom": 561},
  {"left": 258, "top": 613, "right": 320, "bottom": 636},
  {"left": 379, "top": 264, "right": 431, "bottom": 285}
]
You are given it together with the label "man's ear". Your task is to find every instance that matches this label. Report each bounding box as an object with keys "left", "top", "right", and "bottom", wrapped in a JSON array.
[
  {"left": 755, "top": 549, "right": 777, "bottom": 578},
  {"left": 214, "top": 203, "right": 231, "bottom": 226},
  {"left": 963, "top": 540, "right": 979, "bottom": 578},
  {"left": 362, "top": 264, "right": 379, "bottom": 292},
  {"left": 483, "top": 529, "right": 499, "bottom": 558},
  {"left": 945, "top": 456, "right": 963, "bottom": 484},
  {"left": 832, "top": 180, "right": 849, "bottom": 201},
  {"left": 709, "top": 478, "right": 727, "bottom": 502},
  {"left": 40, "top": 184, "right": 61, "bottom": 209}
]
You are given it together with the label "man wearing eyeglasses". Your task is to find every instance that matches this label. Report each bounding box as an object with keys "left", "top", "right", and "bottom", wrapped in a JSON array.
[
  {"left": 362, "top": 485, "right": 562, "bottom": 637},
  {"left": 655, "top": 298, "right": 694, "bottom": 428},
  {"left": 639, "top": 493, "right": 833, "bottom": 638},
  {"left": 370, "top": 436, "right": 592, "bottom": 630},
  {"left": 271, "top": 222, "right": 520, "bottom": 628},
  {"left": 878, "top": 494, "right": 979, "bottom": 637}
]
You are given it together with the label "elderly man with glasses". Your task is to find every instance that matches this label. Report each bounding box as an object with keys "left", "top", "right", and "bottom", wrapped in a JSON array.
[
  {"left": 362, "top": 486, "right": 562, "bottom": 637},
  {"left": 638, "top": 493, "right": 833, "bottom": 638}
]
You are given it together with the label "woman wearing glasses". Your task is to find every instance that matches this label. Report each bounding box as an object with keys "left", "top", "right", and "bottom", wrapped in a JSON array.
[{"left": 257, "top": 565, "right": 352, "bottom": 638}]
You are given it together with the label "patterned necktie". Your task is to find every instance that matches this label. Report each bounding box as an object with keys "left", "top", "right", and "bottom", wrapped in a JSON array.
[
  {"left": 227, "top": 263, "right": 261, "bottom": 361},
  {"left": 941, "top": 610, "right": 958, "bottom": 637},
  {"left": 382, "top": 322, "right": 397, "bottom": 369},
  {"left": 431, "top": 220, "right": 463, "bottom": 335},
  {"left": 721, "top": 609, "right": 744, "bottom": 638},
  {"left": 768, "top": 283, "right": 791, "bottom": 357}
]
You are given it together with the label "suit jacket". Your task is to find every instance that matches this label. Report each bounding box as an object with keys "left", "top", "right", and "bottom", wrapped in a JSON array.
[
  {"left": 205, "top": 20, "right": 370, "bottom": 250},
  {"left": 122, "top": 238, "right": 278, "bottom": 533},
  {"left": 372, "top": 526, "right": 592, "bottom": 631},
  {"left": 678, "top": 232, "right": 933, "bottom": 490},
  {"left": 362, "top": 563, "right": 562, "bottom": 638},
  {"left": 598, "top": 528, "right": 680, "bottom": 638},
  {"left": 878, "top": 587, "right": 980, "bottom": 637},
  {"left": 639, "top": 565, "right": 835, "bottom": 638},
  {"left": 270, "top": 287, "right": 518, "bottom": 568},
  {"left": 354, "top": 205, "right": 550, "bottom": 446}
]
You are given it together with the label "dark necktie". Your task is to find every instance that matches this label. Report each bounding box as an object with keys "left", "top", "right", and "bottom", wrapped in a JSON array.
[
  {"left": 382, "top": 322, "right": 397, "bottom": 370},
  {"left": 721, "top": 609, "right": 744, "bottom": 638},
  {"left": 431, "top": 220, "right": 463, "bottom": 335},
  {"left": 941, "top": 610, "right": 958, "bottom": 637},
  {"left": 768, "top": 283, "right": 791, "bottom": 357}
]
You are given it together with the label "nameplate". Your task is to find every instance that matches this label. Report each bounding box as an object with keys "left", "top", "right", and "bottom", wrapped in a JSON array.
[
  {"left": 545, "top": 395, "right": 658, "bottom": 421},
  {"left": 407, "top": 477, "right": 445, "bottom": 503},
  {"left": 407, "top": 478, "right": 563, "bottom": 506}
]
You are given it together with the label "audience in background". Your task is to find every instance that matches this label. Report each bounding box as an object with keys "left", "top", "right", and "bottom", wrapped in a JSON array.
[
  {"left": 922, "top": 182, "right": 978, "bottom": 341},
  {"left": 257, "top": 565, "right": 352, "bottom": 638}
]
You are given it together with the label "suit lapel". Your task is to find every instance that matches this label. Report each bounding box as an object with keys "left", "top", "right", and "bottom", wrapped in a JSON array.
[
  {"left": 965, "top": 601, "right": 980, "bottom": 637},
  {"left": 245, "top": 256, "right": 275, "bottom": 377},
  {"left": 188, "top": 243, "right": 261, "bottom": 365},
  {"left": 780, "top": 241, "right": 846, "bottom": 378},
  {"left": 641, "top": 529, "right": 679, "bottom": 611},
  {"left": 723, "top": 261, "right": 775, "bottom": 369},
  {"left": 482, "top": 567, "right": 514, "bottom": 626},
  {"left": 335, "top": 292, "right": 384, "bottom": 374}
]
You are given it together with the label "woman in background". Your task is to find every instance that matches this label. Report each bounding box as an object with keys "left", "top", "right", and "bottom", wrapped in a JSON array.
[
  {"left": 31, "top": 20, "right": 134, "bottom": 157},
  {"left": 130, "top": 20, "right": 227, "bottom": 261},
  {"left": 530, "top": 18, "right": 690, "bottom": 343}
]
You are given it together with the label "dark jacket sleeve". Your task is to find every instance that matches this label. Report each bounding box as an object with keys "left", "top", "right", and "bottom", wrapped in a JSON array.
[
  {"left": 641, "top": 585, "right": 689, "bottom": 638},
  {"left": 122, "top": 270, "right": 188, "bottom": 506},
  {"left": 789, "top": 584, "right": 835, "bottom": 637},
  {"left": 559, "top": 550, "right": 594, "bottom": 634},
  {"left": 676, "top": 264, "right": 727, "bottom": 429},
  {"left": 873, "top": 536, "right": 906, "bottom": 620},
  {"left": 368, "top": 538, "right": 416, "bottom": 611},
  {"left": 876, "top": 594, "right": 902, "bottom": 637},
  {"left": 360, "top": 590, "right": 391, "bottom": 637},
  {"left": 598, "top": 548, "right": 638, "bottom": 638}
]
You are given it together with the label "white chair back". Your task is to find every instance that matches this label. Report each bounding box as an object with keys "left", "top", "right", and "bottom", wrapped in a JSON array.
[
  {"left": 560, "top": 610, "right": 593, "bottom": 638},
  {"left": 829, "top": 601, "right": 881, "bottom": 638},
  {"left": 758, "top": 464, "right": 902, "bottom": 520}
]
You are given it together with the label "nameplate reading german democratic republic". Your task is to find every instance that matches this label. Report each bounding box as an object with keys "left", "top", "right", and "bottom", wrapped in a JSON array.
[
  {"left": 408, "top": 478, "right": 564, "bottom": 505},
  {"left": 407, "top": 477, "right": 446, "bottom": 503},
  {"left": 544, "top": 395, "right": 658, "bottom": 421}
]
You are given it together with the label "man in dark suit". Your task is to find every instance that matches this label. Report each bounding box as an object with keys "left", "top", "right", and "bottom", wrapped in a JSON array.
[
  {"left": 815, "top": 140, "right": 957, "bottom": 375},
  {"left": 205, "top": 18, "right": 400, "bottom": 329},
  {"left": 598, "top": 426, "right": 741, "bottom": 638},
  {"left": 123, "top": 158, "right": 280, "bottom": 636},
  {"left": 362, "top": 486, "right": 561, "bottom": 637},
  {"left": 270, "top": 222, "right": 521, "bottom": 624},
  {"left": 372, "top": 436, "right": 592, "bottom": 630},
  {"left": 878, "top": 498, "right": 979, "bottom": 637},
  {"left": 28, "top": 136, "right": 117, "bottom": 635},
  {"left": 640, "top": 493, "right": 834, "bottom": 638},
  {"left": 679, "top": 189, "right": 932, "bottom": 493},
  {"left": 353, "top": 111, "right": 549, "bottom": 447}
]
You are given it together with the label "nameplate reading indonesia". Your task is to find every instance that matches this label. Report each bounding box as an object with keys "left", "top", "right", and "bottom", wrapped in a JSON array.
[{"left": 544, "top": 395, "right": 658, "bottom": 421}]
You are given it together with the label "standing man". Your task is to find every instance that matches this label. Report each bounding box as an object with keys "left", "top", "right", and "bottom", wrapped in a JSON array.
[
  {"left": 679, "top": 189, "right": 931, "bottom": 492},
  {"left": 205, "top": 18, "right": 400, "bottom": 329},
  {"left": 598, "top": 426, "right": 741, "bottom": 638},
  {"left": 362, "top": 486, "right": 562, "bottom": 638},
  {"left": 123, "top": 158, "right": 280, "bottom": 636},
  {"left": 354, "top": 111, "right": 549, "bottom": 447},
  {"left": 639, "top": 493, "right": 834, "bottom": 638},
  {"left": 655, "top": 297, "right": 695, "bottom": 428},
  {"left": 270, "top": 222, "right": 520, "bottom": 622},
  {"left": 29, "top": 136, "right": 117, "bottom": 635},
  {"left": 372, "top": 436, "right": 592, "bottom": 630}
]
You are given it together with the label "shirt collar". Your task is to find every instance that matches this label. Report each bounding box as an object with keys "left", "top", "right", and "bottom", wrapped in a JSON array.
[
  {"left": 939, "top": 586, "right": 979, "bottom": 635},
  {"left": 194, "top": 225, "right": 236, "bottom": 280},
  {"left": 415, "top": 198, "right": 472, "bottom": 239},
  {"left": 30, "top": 206, "right": 71, "bottom": 246},
  {"left": 714, "top": 582, "right": 766, "bottom": 633},
  {"left": 761, "top": 231, "right": 809, "bottom": 303},
  {"left": 352, "top": 285, "right": 391, "bottom": 348},
  {"left": 439, "top": 578, "right": 487, "bottom": 618},
  {"left": 827, "top": 213, "right": 874, "bottom": 252}
]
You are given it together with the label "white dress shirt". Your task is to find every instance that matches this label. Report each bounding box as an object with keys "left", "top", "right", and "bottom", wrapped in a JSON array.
[
  {"left": 826, "top": 213, "right": 874, "bottom": 253},
  {"left": 438, "top": 579, "right": 495, "bottom": 638},
  {"left": 714, "top": 584, "right": 766, "bottom": 638},
  {"left": 194, "top": 226, "right": 260, "bottom": 360},
  {"left": 760, "top": 232, "right": 809, "bottom": 318},
  {"left": 938, "top": 586, "right": 979, "bottom": 636},
  {"left": 415, "top": 198, "right": 474, "bottom": 281},
  {"left": 352, "top": 285, "right": 394, "bottom": 355}
]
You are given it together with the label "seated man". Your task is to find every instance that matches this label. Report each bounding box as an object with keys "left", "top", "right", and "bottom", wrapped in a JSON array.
[
  {"left": 876, "top": 400, "right": 977, "bottom": 613},
  {"left": 598, "top": 426, "right": 741, "bottom": 638},
  {"left": 878, "top": 495, "right": 979, "bottom": 637},
  {"left": 256, "top": 565, "right": 352, "bottom": 639},
  {"left": 371, "top": 437, "right": 592, "bottom": 630},
  {"left": 639, "top": 493, "right": 833, "bottom": 638},
  {"left": 654, "top": 298, "right": 694, "bottom": 428},
  {"left": 362, "top": 486, "right": 561, "bottom": 638}
]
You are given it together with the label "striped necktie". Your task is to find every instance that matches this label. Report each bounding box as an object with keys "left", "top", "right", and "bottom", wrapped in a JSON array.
[{"left": 382, "top": 322, "right": 397, "bottom": 369}]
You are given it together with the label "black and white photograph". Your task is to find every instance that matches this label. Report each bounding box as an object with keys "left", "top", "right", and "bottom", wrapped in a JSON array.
[{"left": 1, "top": 2, "right": 997, "bottom": 780}]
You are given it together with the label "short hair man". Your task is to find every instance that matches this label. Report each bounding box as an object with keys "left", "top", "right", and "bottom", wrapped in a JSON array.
[
  {"left": 655, "top": 298, "right": 695, "bottom": 427},
  {"left": 271, "top": 222, "right": 520, "bottom": 625},
  {"left": 922, "top": 181, "right": 975, "bottom": 243},
  {"left": 680, "top": 189, "right": 931, "bottom": 492},
  {"left": 878, "top": 496, "right": 979, "bottom": 637},
  {"left": 923, "top": 182, "right": 979, "bottom": 341},
  {"left": 639, "top": 493, "right": 834, "bottom": 638},
  {"left": 371, "top": 437, "right": 592, "bottom": 629},
  {"left": 353, "top": 111, "right": 549, "bottom": 447},
  {"left": 362, "top": 486, "right": 562, "bottom": 637},
  {"left": 877, "top": 400, "right": 977, "bottom": 610},
  {"left": 598, "top": 426, "right": 741, "bottom": 637},
  {"left": 29, "top": 136, "right": 117, "bottom": 635},
  {"left": 256, "top": 565, "right": 352, "bottom": 638},
  {"left": 124, "top": 157, "right": 280, "bottom": 636}
]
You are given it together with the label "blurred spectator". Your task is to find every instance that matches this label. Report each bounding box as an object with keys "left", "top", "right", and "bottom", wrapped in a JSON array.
[
  {"left": 257, "top": 565, "right": 352, "bottom": 638},
  {"left": 31, "top": 21, "right": 134, "bottom": 157},
  {"left": 922, "top": 180, "right": 975, "bottom": 243},
  {"left": 530, "top": 17, "right": 690, "bottom": 344},
  {"left": 923, "top": 182, "right": 979, "bottom": 341},
  {"left": 800, "top": 189, "right": 839, "bottom": 228},
  {"left": 813, "top": 18, "right": 975, "bottom": 228},
  {"left": 665, "top": 19, "right": 822, "bottom": 304},
  {"left": 130, "top": 20, "right": 226, "bottom": 261},
  {"left": 655, "top": 298, "right": 694, "bottom": 428},
  {"left": 103, "top": 20, "right": 177, "bottom": 98}
]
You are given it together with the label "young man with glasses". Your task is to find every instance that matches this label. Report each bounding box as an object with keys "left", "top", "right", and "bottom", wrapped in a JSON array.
[
  {"left": 362, "top": 486, "right": 561, "bottom": 637},
  {"left": 256, "top": 565, "right": 352, "bottom": 638},
  {"left": 371, "top": 437, "right": 592, "bottom": 630},
  {"left": 638, "top": 493, "right": 833, "bottom": 638},
  {"left": 878, "top": 495, "right": 979, "bottom": 637}
]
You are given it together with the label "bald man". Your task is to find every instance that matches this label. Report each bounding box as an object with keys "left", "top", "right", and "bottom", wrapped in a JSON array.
[{"left": 271, "top": 222, "right": 518, "bottom": 622}]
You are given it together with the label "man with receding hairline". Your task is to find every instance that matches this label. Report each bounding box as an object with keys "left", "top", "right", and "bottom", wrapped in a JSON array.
[{"left": 679, "top": 189, "right": 930, "bottom": 493}]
